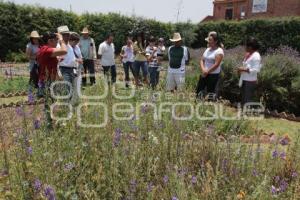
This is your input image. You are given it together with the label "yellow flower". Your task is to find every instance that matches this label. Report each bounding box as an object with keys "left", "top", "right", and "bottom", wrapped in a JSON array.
[{"left": 237, "top": 190, "right": 246, "bottom": 199}]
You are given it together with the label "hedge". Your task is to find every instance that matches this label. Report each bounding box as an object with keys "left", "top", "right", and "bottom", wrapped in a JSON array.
[
  {"left": 0, "top": 2, "right": 174, "bottom": 61},
  {"left": 193, "top": 17, "right": 300, "bottom": 53},
  {"left": 2, "top": 1, "right": 300, "bottom": 61}
]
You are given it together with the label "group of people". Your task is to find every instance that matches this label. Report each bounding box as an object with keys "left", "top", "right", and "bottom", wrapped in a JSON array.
[{"left": 26, "top": 27, "right": 262, "bottom": 110}]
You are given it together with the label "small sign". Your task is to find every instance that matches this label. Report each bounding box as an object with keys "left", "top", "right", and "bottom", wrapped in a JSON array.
[{"left": 252, "top": 0, "right": 268, "bottom": 13}]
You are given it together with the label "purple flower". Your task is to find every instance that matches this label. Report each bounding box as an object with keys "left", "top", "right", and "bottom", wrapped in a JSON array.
[
  {"left": 147, "top": 182, "right": 154, "bottom": 192},
  {"left": 272, "top": 150, "right": 278, "bottom": 158},
  {"left": 191, "top": 176, "right": 197, "bottom": 184},
  {"left": 38, "top": 81, "right": 45, "bottom": 88},
  {"left": 252, "top": 169, "right": 258, "bottom": 177},
  {"left": 16, "top": 107, "right": 24, "bottom": 117},
  {"left": 27, "top": 147, "right": 33, "bottom": 155},
  {"left": 178, "top": 168, "right": 188, "bottom": 176},
  {"left": 274, "top": 176, "right": 280, "bottom": 183},
  {"left": 28, "top": 92, "right": 35, "bottom": 104},
  {"left": 271, "top": 185, "right": 277, "bottom": 195},
  {"left": 64, "top": 162, "right": 75, "bottom": 171},
  {"left": 163, "top": 175, "right": 169, "bottom": 184},
  {"left": 280, "top": 152, "right": 286, "bottom": 159},
  {"left": 279, "top": 180, "right": 288, "bottom": 192},
  {"left": 33, "top": 179, "right": 42, "bottom": 192},
  {"left": 34, "top": 119, "right": 41, "bottom": 129},
  {"left": 221, "top": 159, "right": 228, "bottom": 171},
  {"left": 292, "top": 171, "right": 298, "bottom": 178},
  {"left": 44, "top": 186, "right": 56, "bottom": 200},
  {"left": 171, "top": 196, "right": 179, "bottom": 200},
  {"left": 129, "top": 179, "right": 137, "bottom": 193},
  {"left": 279, "top": 138, "right": 289, "bottom": 146},
  {"left": 113, "top": 128, "right": 122, "bottom": 147}
]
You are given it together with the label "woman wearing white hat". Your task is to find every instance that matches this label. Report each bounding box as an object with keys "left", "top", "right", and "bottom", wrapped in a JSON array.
[{"left": 26, "top": 31, "right": 40, "bottom": 89}]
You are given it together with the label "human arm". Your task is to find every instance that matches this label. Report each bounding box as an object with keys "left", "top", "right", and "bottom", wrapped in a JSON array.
[{"left": 51, "top": 33, "right": 68, "bottom": 57}]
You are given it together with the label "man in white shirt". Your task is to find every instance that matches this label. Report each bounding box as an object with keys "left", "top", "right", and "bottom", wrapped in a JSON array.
[
  {"left": 57, "top": 26, "right": 81, "bottom": 99},
  {"left": 98, "top": 34, "right": 116, "bottom": 84}
]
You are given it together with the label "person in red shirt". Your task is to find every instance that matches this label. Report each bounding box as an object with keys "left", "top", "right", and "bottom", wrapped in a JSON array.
[
  {"left": 37, "top": 32, "right": 68, "bottom": 84},
  {"left": 37, "top": 32, "right": 67, "bottom": 129}
]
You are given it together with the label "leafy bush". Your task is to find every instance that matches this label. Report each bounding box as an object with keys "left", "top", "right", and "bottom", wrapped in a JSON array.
[
  {"left": 217, "top": 46, "right": 300, "bottom": 115},
  {"left": 5, "top": 51, "right": 28, "bottom": 63},
  {"left": 0, "top": 2, "right": 174, "bottom": 60},
  {"left": 193, "top": 17, "right": 300, "bottom": 53}
]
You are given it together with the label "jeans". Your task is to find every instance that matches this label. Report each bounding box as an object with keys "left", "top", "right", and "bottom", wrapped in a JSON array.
[
  {"left": 196, "top": 74, "right": 219, "bottom": 98},
  {"left": 123, "top": 62, "right": 134, "bottom": 85},
  {"left": 241, "top": 80, "right": 257, "bottom": 106},
  {"left": 59, "top": 66, "right": 75, "bottom": 99},
  {"left": 133, "top": 61, "right": 148, "bottom": 78},
  {"left": 29, "top": 63, "right": 39, "bottom": 89},
  {"left": 102, "top": 65, "right": 116, "bottom": 84},
  {"left": 148, "top": 67, "right": 160, "bottom": 89},
  {"left": 82, "top": 59, "right": 95, "bottom": 85}
]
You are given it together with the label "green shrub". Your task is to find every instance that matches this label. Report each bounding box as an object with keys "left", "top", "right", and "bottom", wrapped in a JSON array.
[
  {"left": 5, "top": 51, "right": 28, "bottom": 63},
  {"left": 193, "top": 17, "right": 300, "bottom": 53},
  {"left": 217, "top": 46, "right": 300, "bottom": 115}
]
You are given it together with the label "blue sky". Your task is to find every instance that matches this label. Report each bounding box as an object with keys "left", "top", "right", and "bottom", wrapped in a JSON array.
[{"left": 9, "top": 0, "right": 213, "bottom": 23}]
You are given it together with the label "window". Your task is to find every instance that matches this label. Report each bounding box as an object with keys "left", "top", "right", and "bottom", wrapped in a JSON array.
[
  {"left": 225, "top": 8, "right": 233, "bottom": 20},
  {"left": 240, "top": 5, "right": 246, "bottom": 19}
]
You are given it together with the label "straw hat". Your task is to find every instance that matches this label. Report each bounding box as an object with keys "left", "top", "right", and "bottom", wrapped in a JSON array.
[
  {"left": 205, "top": 31, "right": 217, "bottom": 42},
  {"left": 170, "top": 33, "right": 182, "bottom": 42},
  {"left": 81, "top": 27, "right": 90, "bottom": 34},
  {"left": 57, "top": 25, "right": 70, "bottom": 34},
  {"left": 30, "top": 31, "right": 40, "bottom": 38}
]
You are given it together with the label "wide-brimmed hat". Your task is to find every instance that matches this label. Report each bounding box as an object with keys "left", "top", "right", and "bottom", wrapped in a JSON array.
[
  {"left": 30, "top": 31, "right": 40, "bottom": 38},
  {"left": 57, "top": 25, "right": 70, "bottom": 34},
  {"left": 170, "top": 33, "right": 182, "bottom": 42},
  {"left": 205, "top": 31, "right": 217, "bottom": 42},
  {"left": 81, "top": 27, "right": 90, "bottom": 34}
]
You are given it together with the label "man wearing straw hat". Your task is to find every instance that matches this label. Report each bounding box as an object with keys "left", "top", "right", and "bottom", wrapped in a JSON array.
[
  {"left": 166, "top": 33, "right": 190, "bottom": 92},
  {"left": 79, "top": 27, "right": 97, "bottom": 86}
]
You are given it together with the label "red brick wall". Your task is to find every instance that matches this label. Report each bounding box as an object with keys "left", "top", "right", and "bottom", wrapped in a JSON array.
[
  {"left": 247, "top": 0, "right": 300, "bottom": 18},
  {"left": 213, "top": 0, "right": 300, "bottom": 20}
]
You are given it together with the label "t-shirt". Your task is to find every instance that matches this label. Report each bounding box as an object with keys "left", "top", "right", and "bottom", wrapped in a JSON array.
[
  {"left": 133, "top": 42, "right": 147, "bottom": 62},
  {"left": 98, "top": 41, "right": 115, "bottom": 66},
  {"left": 146, "top": 46, "right": 158, "bottom": 67},
  {"left": 58, "top": 44, "right": 82, "bottom": 68},
  {"left": 168, "top": 45, "right": 189, "bottom": 74},
  {"left": 26, "top": 43, "right": 39, "bottom": 69},
  {"left": 157, "top": 45, "right": 166, "bottom": 57},
  {"left": 203, "top": 47, "right": 224, "bottom": 74},
  {"left": 37, "top": 45, "right": 58, "bottom": 82},
  {"left": 121, "top": 45, "right": 135, "bottom": 63},
  {"left": 240, "top": 51, "right": 262, "bottom": 83},
  {"left": 79, "top": 37, "right": 96, "bottom": 60}
]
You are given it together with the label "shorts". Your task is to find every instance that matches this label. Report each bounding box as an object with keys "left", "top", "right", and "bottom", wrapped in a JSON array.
[{"left": 166, "top": 72, "right": 185, "bottom": 91}]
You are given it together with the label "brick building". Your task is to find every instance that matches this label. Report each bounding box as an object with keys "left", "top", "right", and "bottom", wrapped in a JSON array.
[{"left": 202, "top": 0, "right": 300, "bottom": 21}]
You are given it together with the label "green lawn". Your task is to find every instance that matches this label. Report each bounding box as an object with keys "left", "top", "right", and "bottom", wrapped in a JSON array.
[{"left": 251, "top": 118, "right": 300, "bottom": 138}]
